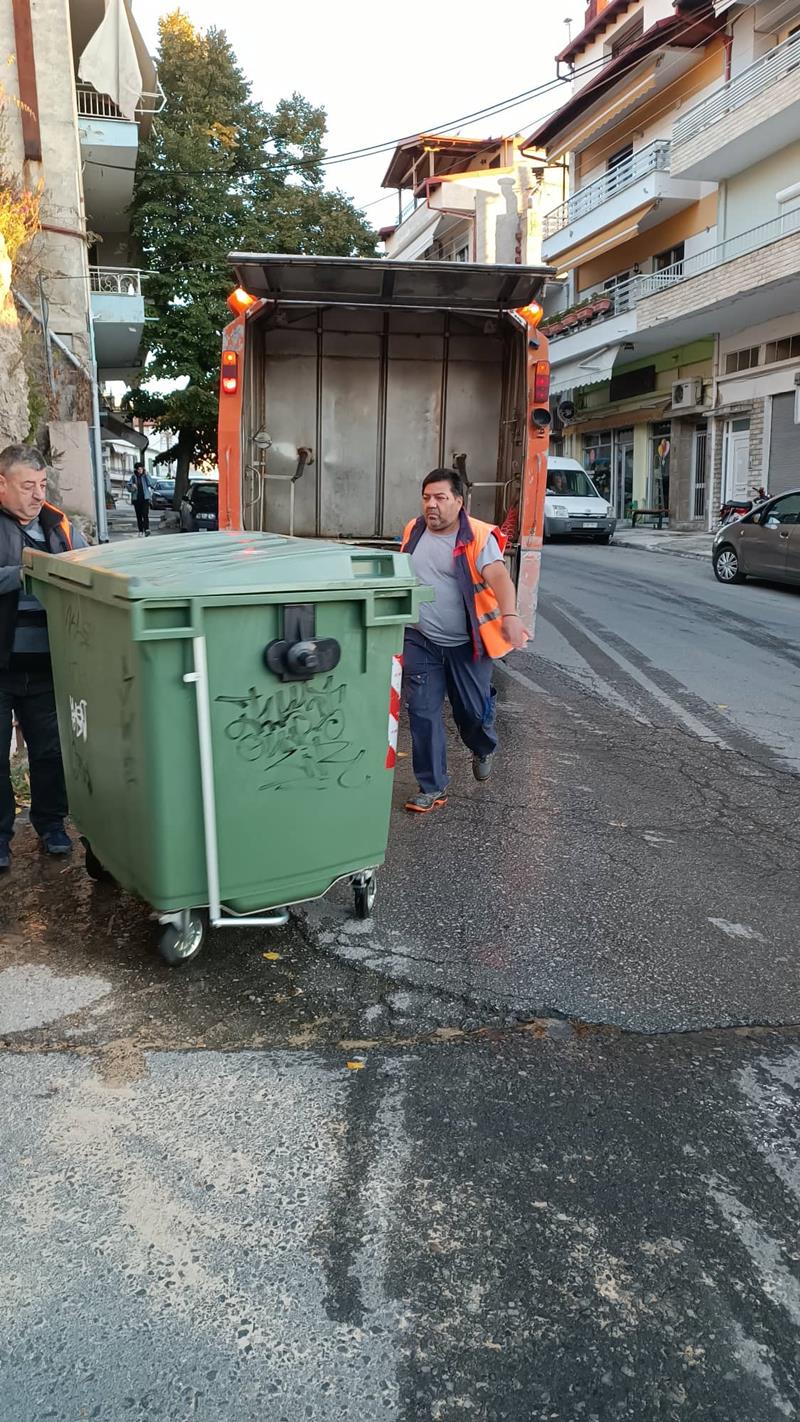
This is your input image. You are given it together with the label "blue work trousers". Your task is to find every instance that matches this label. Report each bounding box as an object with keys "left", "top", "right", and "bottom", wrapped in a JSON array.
[{"left": 403, "top": 628, "right": 497, "bottom": 794}]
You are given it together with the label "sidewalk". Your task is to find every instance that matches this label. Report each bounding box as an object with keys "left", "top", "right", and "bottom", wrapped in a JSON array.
[
  {"left": 106, "top": 504, "right": 178, "bottom": 542},
  {"left": 613, "top": 525, "right": 714, "bottom": 560}
]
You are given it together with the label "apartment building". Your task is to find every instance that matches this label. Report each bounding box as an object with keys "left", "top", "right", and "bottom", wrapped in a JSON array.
[
  {"left": 526, "top": 0, "right": 800, "bottom": 526},
  {"left": 525, "top": 0, "right": 726, "bottom": 526},
  {"left": 669, "top": 0, "right": 800, "bottom": 508},
  {"left": 1, "top": 0, "right": 159, "bottom": 523},
  {"left": 379, "top": 134, "right": 565, "bottom": 266}
]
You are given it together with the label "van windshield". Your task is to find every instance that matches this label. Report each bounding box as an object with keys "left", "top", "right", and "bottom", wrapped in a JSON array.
[{"left": 546, "top": 468, "right": 599, "bottom": 499}]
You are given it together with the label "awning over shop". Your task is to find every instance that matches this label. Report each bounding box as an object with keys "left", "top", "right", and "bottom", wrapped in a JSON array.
[
  {"left": 99, "top": 410, "right": 148, "bottom": 451},
  {"left": 568, "top": 400, "right": 672, "bottom": 434},
  {"left": 550, "top": 344, "right": 621, "bottom": 396},
  {"left": 554, "top": 202, "right": 657, "bottom": 268}
]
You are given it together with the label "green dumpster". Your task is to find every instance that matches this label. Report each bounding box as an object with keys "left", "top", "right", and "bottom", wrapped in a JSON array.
[{"left": 25, "top": 532, "right": 430, "bottom": 964}]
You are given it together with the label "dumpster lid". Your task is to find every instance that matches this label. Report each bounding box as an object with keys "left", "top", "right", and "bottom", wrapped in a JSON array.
[
  {"left": 228, "top": 253, "right": 552, "bottom": 314},
  {"left": 25, "top": 531, "right": 419, "bottom": 600}
]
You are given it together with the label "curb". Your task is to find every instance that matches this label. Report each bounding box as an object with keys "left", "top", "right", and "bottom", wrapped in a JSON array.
[{"left": 613, "top": 537, "right": 711, "bottom": 563}]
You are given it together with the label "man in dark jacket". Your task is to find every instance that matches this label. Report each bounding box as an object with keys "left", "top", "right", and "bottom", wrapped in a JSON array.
[{"left": 0, "top": 444, "right": 87, "bottom": 869}]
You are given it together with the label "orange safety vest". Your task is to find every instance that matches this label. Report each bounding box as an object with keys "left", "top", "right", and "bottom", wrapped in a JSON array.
[{"left": 401, "top": 512, "right": 514, "bottom": 660}]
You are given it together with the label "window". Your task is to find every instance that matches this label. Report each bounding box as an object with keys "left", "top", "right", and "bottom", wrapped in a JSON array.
[
  {"left": 607, "top": 143, "right": 633, "bottom": 172},
  {"left": 604, "top": 271, "right": 632, "bottom": 312},
  {"left": 583, "top": 433, "right": 612, "bottom": 501},
  {"left": 606, "top": 144, "right": 633, "bottom": 194},
  {"left": 764, "top": 492, "right": 800, "bottom": 525},
  {"left": 725, "top": 347, "right": 761, "bottom": 374},
  {"left": 654, "top": 243, "right": 684, "bottom": 274},
  {"left": 764, "top": 333, "right": 800, "bottom": 364},
  {"left": 608, "top": 11, "right": 644, "bottom": 57}
]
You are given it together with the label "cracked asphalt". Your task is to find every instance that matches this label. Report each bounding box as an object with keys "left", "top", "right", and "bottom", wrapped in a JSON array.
[{"left": 0, "top": 544, "right": 798, "bottom": 1420}]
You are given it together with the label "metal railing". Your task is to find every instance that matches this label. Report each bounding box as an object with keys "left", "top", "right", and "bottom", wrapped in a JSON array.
[
  {"left": 542, "top": 140, "right": 671, "bottom": 238},
  {"left": 89, "top": 266, "right": 143, "bottom": 296},
  {"left": 636, "top": 204, "right": 800, "bottom": 297},
  {"left": 398, "top": 195, "right": 420, "bottom": 224},
  {"left": 76, "top": 81, "right": 166, "bottom": 123},
  {"left": 673, "top": 31, "right": 800, "bottom": 147},
  {"left": 548, "top": 206, "right": 800, "bottom": 343}
]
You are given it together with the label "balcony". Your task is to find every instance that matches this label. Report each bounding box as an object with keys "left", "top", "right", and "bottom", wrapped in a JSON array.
[
  {"left": 541, "top": 141, "right": 711, "bottom": 265},
  {"left": 633, "top": 205, "right": 800, "bottom": 338},
  {"left": 671, "top": 32, "right": 800, "bottom": 180},
  {"left": 383, "top": 184, "right": 474, "bottom": 262},
  {"left": 77, "top": 82, "right": 164, "bottom": 232},
  {"left": 90, "top": 267, "right": 145, "bottom": 377},
  {"left": 547, "top": 205, "right": 800, "bottom": 380}
]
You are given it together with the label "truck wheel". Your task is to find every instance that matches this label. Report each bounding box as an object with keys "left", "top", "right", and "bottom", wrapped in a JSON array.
[
  {"left": 158, "top": 910, "right": 208, "bottom": 966},
  {"left": 83, "top": 840, "right": 113, "bottom": 884},
  {"left": 353, "top": 873, "right": 377, "bottom": 920}
]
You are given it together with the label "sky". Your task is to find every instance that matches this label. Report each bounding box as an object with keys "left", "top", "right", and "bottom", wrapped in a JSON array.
[{"left": 132, "top": 0, "right": 577, "bottom": 222}]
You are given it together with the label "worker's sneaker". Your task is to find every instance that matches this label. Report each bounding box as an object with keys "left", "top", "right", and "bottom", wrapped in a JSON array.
[
  {"left": 404, "top": 790, "right": 448, "bottom": 814},
  {"left": 39, "top": 828, "right": 72, "bottom": 857},
  {"left": 472, "top": 753, "right": 494, "bottom": 782},
  {"left": 0, "top": 838, "right": 11, "bottom": 871}
]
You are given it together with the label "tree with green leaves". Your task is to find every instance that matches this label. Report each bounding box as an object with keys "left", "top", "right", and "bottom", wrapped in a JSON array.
[{"left": 126, "top": 12, "right": 375, "bottom": 500}]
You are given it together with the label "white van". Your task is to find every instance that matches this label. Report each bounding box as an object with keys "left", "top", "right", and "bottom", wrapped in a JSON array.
[{"left": 544, "top": 457, "right": 616, "bottom": 543}]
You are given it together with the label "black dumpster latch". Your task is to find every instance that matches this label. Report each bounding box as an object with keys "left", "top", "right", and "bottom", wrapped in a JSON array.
[{"left": 264, "top": 604, "right": 341, "bottom": 683}]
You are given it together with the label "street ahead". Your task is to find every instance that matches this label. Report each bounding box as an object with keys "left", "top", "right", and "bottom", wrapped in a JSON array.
[
  {"left": 535, "top": 542, "right": 800, "bottom": 774},
  {"left": 1, "top": 543, "right": 799, "bottom": 1421}
]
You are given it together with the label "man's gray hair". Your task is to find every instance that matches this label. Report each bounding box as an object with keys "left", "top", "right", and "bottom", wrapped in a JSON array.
[{"left": 0, "top": 444, "right": 48, "bottom": 476}]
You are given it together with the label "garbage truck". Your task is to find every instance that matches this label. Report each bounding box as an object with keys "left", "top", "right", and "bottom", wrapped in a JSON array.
[{"left": 217, "top": 254, "right": 554, "bottom": 630}]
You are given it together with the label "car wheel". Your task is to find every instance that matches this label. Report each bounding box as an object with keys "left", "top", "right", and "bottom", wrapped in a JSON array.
[
  {"left": 713, "top": 545, "right": 745, "bottom": 584},
  {"left": 594, "top": 532, "right": 612, "bottom": 544}
]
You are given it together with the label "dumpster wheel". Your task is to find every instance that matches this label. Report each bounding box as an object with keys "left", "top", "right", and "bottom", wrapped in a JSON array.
[
  {"left": 158, "top": 910, "right": 208, "bottom": 967},
  {"left": 352, "top": 871, "right": 377, "bottom": 920}
]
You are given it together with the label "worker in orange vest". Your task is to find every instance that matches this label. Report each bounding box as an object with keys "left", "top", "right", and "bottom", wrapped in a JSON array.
[{"left": 400, "top": 468, "right": 528, "bottom": 814}]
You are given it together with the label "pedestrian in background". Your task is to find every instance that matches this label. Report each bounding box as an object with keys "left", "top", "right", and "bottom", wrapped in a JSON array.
[
  {"left": 0, "top": 444, "right": 87, "bottom": 870},
  {"left": 129, "top": 461, "right": 152, "bottom": 536},
  {"left": 400, "top": 468, "right": 528, "bottom": 814}
]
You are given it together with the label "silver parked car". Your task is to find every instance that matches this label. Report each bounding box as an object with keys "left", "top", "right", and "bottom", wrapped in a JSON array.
[{"left": 713, "top": 489, "right": 800, "bottom": 586}]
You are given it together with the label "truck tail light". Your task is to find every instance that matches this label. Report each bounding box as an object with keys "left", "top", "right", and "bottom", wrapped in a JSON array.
[
  {"left": 221, "top": 350, "right": 238, "bottom": 395},
  {"left": 534, "top": 361, "right": 550, "bottom": 404}
]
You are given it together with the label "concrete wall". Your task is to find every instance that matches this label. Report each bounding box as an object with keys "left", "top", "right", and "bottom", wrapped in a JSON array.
[
  {"left": 0, "top": 0, "right": 92, "bottom": 360},
  {"left": 723, "top": 140, "right": 800, "bottom": 239}
]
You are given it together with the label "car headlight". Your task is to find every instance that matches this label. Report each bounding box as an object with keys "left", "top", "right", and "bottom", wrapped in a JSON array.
[
  {"left": 607, "top": 504, "right": 615, "bottom": 517},
  {"left": 551, "top": 504, "right": 568, "bottom": 517}
]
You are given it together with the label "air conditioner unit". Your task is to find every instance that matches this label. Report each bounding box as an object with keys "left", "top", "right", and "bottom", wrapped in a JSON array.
[{"left": 671, "top": 379, "right": 704, "bottom": 409}]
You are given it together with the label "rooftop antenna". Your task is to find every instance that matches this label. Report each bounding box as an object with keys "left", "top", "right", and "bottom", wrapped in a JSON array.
[{"left": 564, "top": 16, "right": 573, "bottom": 41}]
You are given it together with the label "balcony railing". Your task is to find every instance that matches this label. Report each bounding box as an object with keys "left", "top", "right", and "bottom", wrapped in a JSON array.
[
  {"left": 542, "top": 140, "right": 671, "bottom": 238},
  {"left": 90, "top": 266, "right": 143, "bottom": 296},
  {"left": 637, "top": 204, "right": 800, "bottom": 297},
  {"left": 547, "top": 204, "right": 800, "bottom": 345},
  {"left": 673, "top": 31, "right": 800, "bottom": 147},
  {"left": 76, "top": 82, "right": 166, "bottom": 123}
]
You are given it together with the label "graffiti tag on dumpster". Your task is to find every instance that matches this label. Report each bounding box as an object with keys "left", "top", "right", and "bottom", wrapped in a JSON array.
[{"left": 216, "top": 676, "right": 370, "bottom": 792}]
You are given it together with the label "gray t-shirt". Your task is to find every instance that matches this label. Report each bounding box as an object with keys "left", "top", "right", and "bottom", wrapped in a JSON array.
[{"left": 410, "top": 527, "right": 503, "bottom": 646}]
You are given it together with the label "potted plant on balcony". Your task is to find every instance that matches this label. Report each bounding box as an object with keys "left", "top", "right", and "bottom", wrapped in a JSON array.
[{"left": 590, "top": 294, "right": 612, "bottom": 315}]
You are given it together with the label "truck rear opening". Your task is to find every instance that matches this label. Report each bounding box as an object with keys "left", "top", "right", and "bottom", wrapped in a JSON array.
[{"left": 218, "top": 254, "right": 553, "bottom": 625}]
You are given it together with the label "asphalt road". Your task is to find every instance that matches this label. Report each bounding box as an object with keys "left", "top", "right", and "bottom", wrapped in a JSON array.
[
  {"left": 1, "top": 542, "right": 799, "bottom": 1419},
  {"left": 534, "top": 541, "right": 800, "bottom": 773}
]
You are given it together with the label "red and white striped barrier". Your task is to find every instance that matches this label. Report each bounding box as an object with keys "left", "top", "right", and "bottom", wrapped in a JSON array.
[{"left": 385, "top": 654, "right": 403, "bottom": 769}]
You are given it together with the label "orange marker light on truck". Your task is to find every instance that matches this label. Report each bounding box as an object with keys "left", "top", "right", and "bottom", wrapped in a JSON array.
[
  {"left": 517, "top": 301, "right": 544, "bottom": 328},
  {"left": 221, "top": 349, "right": 238, "bottom": 395},
  {"left": 226, "top": 287, "right": 257, "bottom": 316}
]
